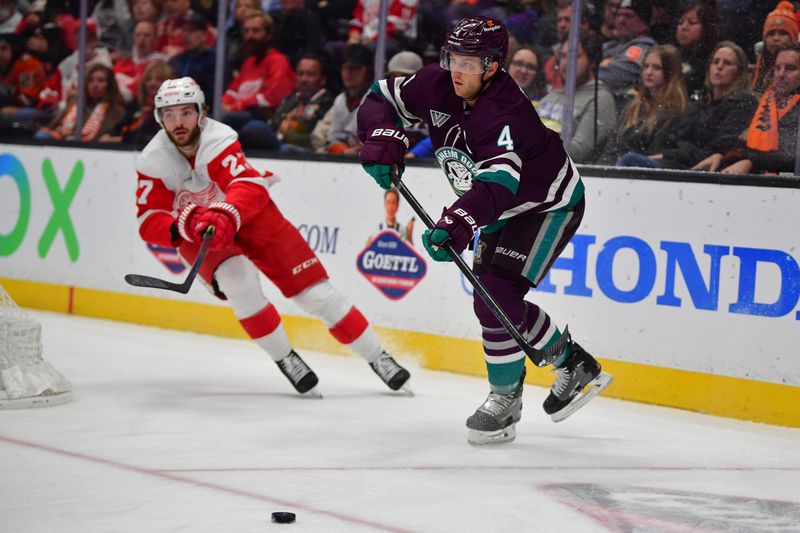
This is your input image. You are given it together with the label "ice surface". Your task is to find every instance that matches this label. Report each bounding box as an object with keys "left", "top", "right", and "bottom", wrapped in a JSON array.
[{"left": 1, "top": 311, "right": 798, "bottom": 532}]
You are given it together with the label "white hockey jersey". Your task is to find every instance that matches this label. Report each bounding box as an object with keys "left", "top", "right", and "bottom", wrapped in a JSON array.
[{"left": 135, "top": 118, "right": 275, "bottom": 247}]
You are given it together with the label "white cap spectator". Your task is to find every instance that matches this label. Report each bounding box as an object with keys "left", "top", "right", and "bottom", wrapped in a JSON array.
[{"left": 387, "top": 50, "right": 423, "bottom": 76}]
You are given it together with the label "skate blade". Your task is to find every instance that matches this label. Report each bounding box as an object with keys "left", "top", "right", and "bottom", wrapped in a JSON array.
[
  {"left": 467, "top": 424, "right": 517, "bottom": 445},
  {"left": 396, "top": 384, "right": 414, "bottom": 397},
  {"left": 301, "top": 387, "right": 323, "bottom": 399},
  {"left": 550, "top": 371, "right": 613, "bottom": 423}
]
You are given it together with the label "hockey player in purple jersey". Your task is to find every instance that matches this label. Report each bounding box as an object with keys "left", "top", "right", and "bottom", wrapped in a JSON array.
[{"left": 357, "top": 16, "right": 613, "bottom": 444}]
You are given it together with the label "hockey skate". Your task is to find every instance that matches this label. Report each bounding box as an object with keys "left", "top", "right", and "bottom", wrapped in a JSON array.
[
  {"left": 543, "top": 342, "right": 613, "bottom": 422},
  {"left": 276, "top": 350, "right": 322, "bottom": 398},
  {"left": 370, "top": 351, "right": 412, "bottom": 394},
  {"left": 466, "top": 369, "right": 525, "bottom": 445}
]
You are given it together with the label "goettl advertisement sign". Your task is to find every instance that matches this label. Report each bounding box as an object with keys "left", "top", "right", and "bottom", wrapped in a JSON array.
[{"left": 356, "top": 230, "right": 427, "bottom": 300}]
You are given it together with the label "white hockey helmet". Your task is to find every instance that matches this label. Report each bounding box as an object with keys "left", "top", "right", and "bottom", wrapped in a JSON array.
[{"left": 154, "top": 77, "right": 207, "bottom": 128}]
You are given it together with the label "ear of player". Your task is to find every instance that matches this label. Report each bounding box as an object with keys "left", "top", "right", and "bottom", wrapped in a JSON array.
[{"left": 360, "top": 122, "right": 409, "bottom": 190}]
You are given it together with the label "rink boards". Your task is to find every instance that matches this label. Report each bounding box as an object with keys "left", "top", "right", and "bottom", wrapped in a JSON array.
[{"left": 1, "top": 143, "right": 799, "bottom": 427}]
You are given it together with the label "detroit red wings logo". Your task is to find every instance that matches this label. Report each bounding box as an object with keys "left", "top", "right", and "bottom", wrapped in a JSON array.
[{"left": 174, "top": 182, "right": 218, "bottom": 209}]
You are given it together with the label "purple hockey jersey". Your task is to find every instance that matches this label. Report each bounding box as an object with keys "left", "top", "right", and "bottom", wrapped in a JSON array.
[{"left": 357, "top": 64, "right": 584, "bottom": 227}]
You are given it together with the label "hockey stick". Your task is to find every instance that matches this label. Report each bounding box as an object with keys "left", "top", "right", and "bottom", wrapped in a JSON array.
[
  {"left": 390, "top": 167, "right": 547, "bottom": 365},
  {"left": 124, "top": 226, "right": 215, "bottom": 294}
]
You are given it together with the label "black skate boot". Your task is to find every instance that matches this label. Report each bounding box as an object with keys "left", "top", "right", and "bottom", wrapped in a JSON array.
[
  {"left": 543, "top": 342, "right": 613, "bottom": 422},
  {"left": 466, "top": 368, "right": 525, "bottom": 445},
  {"left": 370, "top": 351, "right": 411, "bottom": 392},
  {"left": 276, "top": 350, "right": 321, "bottom": 397}
]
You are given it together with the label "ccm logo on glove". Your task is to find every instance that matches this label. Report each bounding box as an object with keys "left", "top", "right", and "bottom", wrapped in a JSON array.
[{"left": 369, "top": 128, "right": 410, "bottom": 148}]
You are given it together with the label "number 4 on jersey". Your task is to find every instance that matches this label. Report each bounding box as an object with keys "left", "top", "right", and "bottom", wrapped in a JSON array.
[{"left": 497, "top": 125, "right": 514, "bottom": 151}]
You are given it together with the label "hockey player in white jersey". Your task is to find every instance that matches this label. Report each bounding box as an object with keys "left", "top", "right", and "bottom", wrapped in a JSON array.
[{"left": 134, "top": 77, "right": 410, "bottom": 396}]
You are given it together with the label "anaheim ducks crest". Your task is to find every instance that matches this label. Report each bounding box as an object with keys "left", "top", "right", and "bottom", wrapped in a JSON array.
[{"left": 434, "top": 146, "right": 476, "bottom": 196}]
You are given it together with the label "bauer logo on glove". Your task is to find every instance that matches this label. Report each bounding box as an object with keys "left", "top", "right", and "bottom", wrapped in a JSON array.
[{"left": 369, "top": 128, "right": 410, "bottom": 148}]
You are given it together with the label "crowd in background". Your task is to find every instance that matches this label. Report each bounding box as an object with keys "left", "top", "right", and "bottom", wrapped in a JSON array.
[{"left": 1, "top": 0, "right": 799, "bottom": 175}]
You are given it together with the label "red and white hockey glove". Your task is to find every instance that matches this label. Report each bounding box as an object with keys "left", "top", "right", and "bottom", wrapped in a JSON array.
[{"left": 177, "top": 202, "right": 241, "bottom": 250}]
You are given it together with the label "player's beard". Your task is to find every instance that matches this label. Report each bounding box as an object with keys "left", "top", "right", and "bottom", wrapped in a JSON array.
[{"left": 167, "top": 124, "right": 201, "bottom": 150}]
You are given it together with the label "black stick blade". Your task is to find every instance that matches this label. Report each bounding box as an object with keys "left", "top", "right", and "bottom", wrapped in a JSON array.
[{"left": 124, "top": 274, "right": 191, "bottom": 293}]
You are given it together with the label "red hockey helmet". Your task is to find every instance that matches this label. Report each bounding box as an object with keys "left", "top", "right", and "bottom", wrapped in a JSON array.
[{"left": 440, "top": 16, "right": 509, "bottom": 73}]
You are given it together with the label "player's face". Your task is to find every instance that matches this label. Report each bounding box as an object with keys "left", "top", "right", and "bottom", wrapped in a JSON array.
[
  {"left": 161, "top": 104, "right": 201, "bottom": 147},
  {"left": 641, "top": 52, "right": 664, "bottom": 93},
  {"left": 448, "top": 53, "right": 491, "bottom": 103}
]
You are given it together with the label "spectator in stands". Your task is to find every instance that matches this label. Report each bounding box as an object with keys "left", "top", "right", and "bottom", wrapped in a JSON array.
[
  {"left": 226, "top": 0, "right": 262, "bottom": 72},
  {"left": 114, "top": 21, "right": 167, "bottom": 104},
  {"left": 0, "top": 0, "right": 21, "bottom": 34},
  {"left": 15, "top": 0, "right": 64, "bottom": 73},
  {"left": 315, "top": 0, "right": 360, "bottom": 44},
  {"left": 272, "top": 52, "right": 335, "bottom": 151},
  {"left": 696, "top": 44, "right": 800, "bottom": 175},
  {"left": 118, "top": 0, "right": 162, "bottom": 55},
  {"left": 542, "top": 2, "right": 588, "bottom": 92},
  {"left": 34, "top": 62, "right": 125, "bottom": 142},
  {"left": 169, "top": 14, "right": 216, "bottom": 108},
  {"left": 384, "top": 50, "right": 428, "bottom": 153},
  {"left": 534, "top": 0, "right": 566, "bottom": 49},
  {"left": 387, "top": 49, "right": 423, "bottom": 77},
  {"left": 92, "top": 0, "right": 131, "bottom": 53},
  {"left": 753, "top": 1, "right": 798, "bottom": 95},
  {"left": 599, "top": 0, "right": 619, "bottom": 43},
  {"left": 101, "top": 60, "right": 174, "bottom": 146},
  {"left": 599, "top": 0, "right": 655, "bottom": 112},
  {"left": 675, "top": 0, "right": 719, "bottom": 101},
  {"left": 155, "top": 0, "right": 215, "bottom": 58},
  {"left": 643, "top": 42, "right": 757, "bottom": 170},
  {"left": 538, "top": 30, "right": 616, "bottom": 164},
  {"left": 271, "top": 0, "right": 325, "bottom": 66},
  {"left": 508, "top": 45, "right": 546, "bottom": 104},
  {"left": 221, "top": 12, "right": 295, "bottom": 128},
  {"left": 0, "top": 32, "right": 46, "bottom": 129},
  {"left": 600, "top": 44, "right": 688, "bottom": 166},
  {"left": 236, "top": 52, "right": 334, "bottom": 151},
  {"left": 311, "top": 43, "right": 372, "bottom": 155},
  {"left": 348, "top": 0, "right": 417, "bottom": 51},
  {"left": 718, "top": 0, "right": 773, "bottom": 64},
  {"left": 504, "top": 9, "right": 539, "bottom": 61},
  {"left": 37, "top": 21, "right": 113, "bottom": 117},
  {"left": 132, "top": 0, "right": 161, "bottom": 25}
]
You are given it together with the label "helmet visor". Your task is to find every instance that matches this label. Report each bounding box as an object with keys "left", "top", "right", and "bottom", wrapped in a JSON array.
[{"left": 439, "top": 49, "right": 488, "bottom": 74}]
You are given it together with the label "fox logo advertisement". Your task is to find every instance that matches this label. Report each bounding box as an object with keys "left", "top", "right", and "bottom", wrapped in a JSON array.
[{"left": 357, "top": 230, "right": 427, "bottom": 300}]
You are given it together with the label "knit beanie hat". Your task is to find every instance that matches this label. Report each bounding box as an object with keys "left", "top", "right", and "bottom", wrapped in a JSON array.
[
  {"left": 763, "top": 1, "right": 799, "bottom": 43},
  {"left": 619, "top": 0, "right": 652, "bottom": 25}
]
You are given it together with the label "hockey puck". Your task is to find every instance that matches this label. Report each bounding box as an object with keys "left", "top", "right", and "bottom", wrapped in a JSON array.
[{"left": 271, "top": 511, "right": 296, "bottom": 524}]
